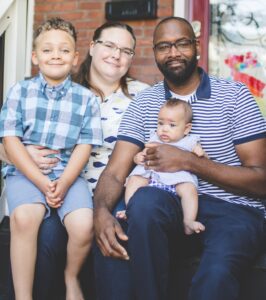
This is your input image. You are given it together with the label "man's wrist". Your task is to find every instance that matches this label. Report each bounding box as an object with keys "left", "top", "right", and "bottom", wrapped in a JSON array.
[{"left": 182, "top": 151, "right": 195, "bottom": 172}]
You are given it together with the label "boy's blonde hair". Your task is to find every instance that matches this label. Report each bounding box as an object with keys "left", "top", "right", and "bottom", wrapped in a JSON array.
[
  {"left": 33, "top": 17, "right": 77, "bottom": 48},
  {"left": 162, "top": 98, "right": 193, "bottom": 123}
]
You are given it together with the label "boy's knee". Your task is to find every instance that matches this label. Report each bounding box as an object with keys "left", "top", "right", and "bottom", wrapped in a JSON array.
[
  {"left": 66, "top": 217, "right": 93, "bottom": 245},
  {"left": 11, "top": 205, "right": 44, "bottom": 232}
]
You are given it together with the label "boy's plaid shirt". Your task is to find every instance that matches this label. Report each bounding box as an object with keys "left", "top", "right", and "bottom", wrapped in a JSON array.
[{"left": 0, "top": 73, "right": 103, "bottom": 177}]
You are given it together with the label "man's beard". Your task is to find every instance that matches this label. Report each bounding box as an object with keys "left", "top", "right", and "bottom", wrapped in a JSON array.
[{"left": 156, "top": 53, "right": 198, "bottom": 85}]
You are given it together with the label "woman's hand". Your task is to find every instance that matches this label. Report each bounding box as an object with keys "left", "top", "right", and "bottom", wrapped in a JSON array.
[{"left": 26, "top": 145, "right": 59, "bottom": 174}]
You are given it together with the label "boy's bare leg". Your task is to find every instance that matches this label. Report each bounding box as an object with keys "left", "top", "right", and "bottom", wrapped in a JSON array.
[
  {"left": 175, "top": 183, "right": 205, "bottom": 235},
  {"left": 117, "top": 176, "right": 149, "bottom": 219},
  {"left": 64, "top": 208, "right": 93, "bottom": 300},
  {"left": 10, "top": 203, "right": 46, "bottom": 300}
]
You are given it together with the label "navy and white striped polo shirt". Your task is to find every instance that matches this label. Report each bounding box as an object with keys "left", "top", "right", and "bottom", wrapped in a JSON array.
[{"left": 118, "top": 68, "right": 266, "bottom": 217}]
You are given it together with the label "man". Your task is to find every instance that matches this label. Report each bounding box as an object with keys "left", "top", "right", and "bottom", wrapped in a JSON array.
[{"left": 93, "top": 17, "right": 266, "bottom": 300}]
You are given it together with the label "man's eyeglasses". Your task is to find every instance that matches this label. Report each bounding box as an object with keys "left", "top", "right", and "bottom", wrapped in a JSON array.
[
  {"left": 95, "top": 40, "right": 135, "bottom": 58},
  {"left": 153, "top": 39, "right": 195, "bottom": 54}
]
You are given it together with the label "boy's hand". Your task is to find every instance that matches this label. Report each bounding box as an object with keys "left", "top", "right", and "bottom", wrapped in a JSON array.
[
  {"left": 36, "top": 176, "right": 61, "bottom": 208},
  {"left": 45, "top": 178, "right": 70, "bottom": 207},
  {"left": 45, "top": 181, "right": 62, "bottom": 208},
  {"left": 38, "top": 176, "right": 53, "bottom": 195}
]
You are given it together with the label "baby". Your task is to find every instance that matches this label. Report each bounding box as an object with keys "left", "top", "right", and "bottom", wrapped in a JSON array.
[{"left": 117, "top": 98, "right": 205, "bottom": 235}]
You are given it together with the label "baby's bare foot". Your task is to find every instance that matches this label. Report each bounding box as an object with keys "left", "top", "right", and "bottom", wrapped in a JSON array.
[
  {"left": 65, "top": 276, "right": 84, "bottom": 300},
  {"left": 184, "top": 220, "right": 205, "bottom": 235},
  {"left": 116, "top": 210, "right": 127, "bottom": 220}
]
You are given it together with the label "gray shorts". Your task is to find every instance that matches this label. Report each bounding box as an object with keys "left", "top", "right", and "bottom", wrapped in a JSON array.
[{"left": 6, "top": 172, "right": 93, "bottom": 222}]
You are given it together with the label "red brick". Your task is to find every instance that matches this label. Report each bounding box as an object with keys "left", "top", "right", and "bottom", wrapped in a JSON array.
[
  {"left": 35, "top": 4, "right": 54, "bottom": 12},
  {"left": 79, "top": 3, "right": 103, "bottom": 10},
  {"left": 35, "top": 0, "right": 65, "bottom": 2},
  {"left": 133, "top": 57, "right": 155, "bottom": 65},
  {"left": 86, "top": 10, "right": 103, "bottom": 19},
  {"left": 142, "top": 47, "right": 155, "bottom": 57},
  {"left": 33, "top": 0, "right": 175, "bottom": 84},
  {"left": 53, "top": 3, "right": 78, "bottom": 11},
  {"left": 157, "top": 7, "right": 173, "bottom": 17}
]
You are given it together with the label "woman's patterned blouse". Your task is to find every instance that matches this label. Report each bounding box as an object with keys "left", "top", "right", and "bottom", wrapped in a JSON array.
[{"left": 84, "top": 79, "right": 150, "bottom": 194}]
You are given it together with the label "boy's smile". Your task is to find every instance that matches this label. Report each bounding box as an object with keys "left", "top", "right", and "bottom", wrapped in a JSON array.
[{"left": 32, "top": 29, "right": 79, "bottom": 86}]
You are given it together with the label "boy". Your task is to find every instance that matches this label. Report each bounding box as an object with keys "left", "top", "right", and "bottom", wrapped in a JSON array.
[
  {"left": 0, "top": 18, "right": 102, "bottom": 300},
  {"left": 117, "top": 99, "right": 205, "bottom": 234}
]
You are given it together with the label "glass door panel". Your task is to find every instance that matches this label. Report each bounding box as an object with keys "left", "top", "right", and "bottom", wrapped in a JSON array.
[{"left": 209, "top": 0, "right": 266, "bottom": 117}]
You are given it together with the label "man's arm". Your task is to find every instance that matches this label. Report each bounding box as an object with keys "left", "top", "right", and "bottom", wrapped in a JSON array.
[
  {"left": 145, "top": 138, "right": 266, "bottom": 198},
  {"left": 93, "top": 140, "right": 141, "bottom": 259}
]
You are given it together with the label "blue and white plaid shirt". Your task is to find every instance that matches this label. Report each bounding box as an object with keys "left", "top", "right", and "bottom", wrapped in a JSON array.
[{"left": 0, "top": 73, "right": 103, "bottom": 178}]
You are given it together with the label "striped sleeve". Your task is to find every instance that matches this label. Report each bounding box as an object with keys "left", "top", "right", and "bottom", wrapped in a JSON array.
[
  {"left": 118, "top": 95, "right": 146, "bottom": 148},
  {"left": 232, "top": 83, "right": 266, "bottom": 144},
  {"left": 118, "top": 84, "right": 165, "bottom": 148}
]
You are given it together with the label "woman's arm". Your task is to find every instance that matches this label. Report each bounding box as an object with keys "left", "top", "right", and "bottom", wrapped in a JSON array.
[
  {"left": 0, "top": 143, "right": 59, "bottom": 173},
  {"left": 26, "top": 145, "right": 59, "bottom": 173},
  {"left": 3, "top": 137, "right": 51, "bottom": 194},
  {"left": 0, "top": 143, "right": 11, "bottom": 164}
]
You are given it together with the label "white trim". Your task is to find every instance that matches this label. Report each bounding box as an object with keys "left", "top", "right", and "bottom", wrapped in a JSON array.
[
  {"left": 25, "top": 0, "right": 35, "bottom": 77},
  {"left": 1, "top": 1, "right": 27, "bottom": 96},
  {"left": 173, "top": 0, "right": 188, "bottom": 18},
  {"left": 0, "top": 0, "right": 34, "bottom": 219},
  {"left": 0, "top": 0, "right": 14, "bottom": 21}
]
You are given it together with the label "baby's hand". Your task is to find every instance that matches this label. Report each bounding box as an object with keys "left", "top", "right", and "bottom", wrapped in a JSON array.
[
  {"left": 134, "top": 151, "right": 146, "bottom": 165},
  {"left": 193, "top": 143, "right": 208, "bottom": 158}
]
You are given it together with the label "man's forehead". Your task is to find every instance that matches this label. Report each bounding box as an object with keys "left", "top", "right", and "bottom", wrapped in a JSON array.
[{"left": 154, "top": 20, "right": 192, "bottom": 41}]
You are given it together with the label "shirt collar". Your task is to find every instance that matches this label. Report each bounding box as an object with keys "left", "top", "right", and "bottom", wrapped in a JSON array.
[
  {"left": 38, "top": 73, "right": 72, "bottom": 98},
  {"left": 163, "top": 67, "right": 211, "bottom": 101}
]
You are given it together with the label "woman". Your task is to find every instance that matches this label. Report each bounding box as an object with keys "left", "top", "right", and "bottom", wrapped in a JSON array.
[{"left": 3, "top": 21, "right": 149, "bottom": 300}]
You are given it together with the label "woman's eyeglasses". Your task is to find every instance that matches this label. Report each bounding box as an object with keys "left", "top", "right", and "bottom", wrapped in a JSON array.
[
  {"left": 153, "top": 39, "right": 195, "bottom": 54},
  {"left": 95, "top": 40, "right": 135, "bottom": 58}
]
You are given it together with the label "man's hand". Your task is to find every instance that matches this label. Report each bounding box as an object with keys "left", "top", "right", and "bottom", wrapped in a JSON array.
[
  {"left": 145, "top": 143, "right": 189, "bottom": 172},
  {"left": 26, "top": 145, "right": 59, "bottom": 174},
  {"left": 94, "top": 207, "right": 129, "bottom": 260}
]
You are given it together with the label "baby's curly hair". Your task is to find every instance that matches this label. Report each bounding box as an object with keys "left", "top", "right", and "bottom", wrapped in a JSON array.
[
  {"left": 163, "top": 98, "right": 193, "bottom": 123},
  {"left": 33, "top": 17, "right": 77, "bottom": 47}
]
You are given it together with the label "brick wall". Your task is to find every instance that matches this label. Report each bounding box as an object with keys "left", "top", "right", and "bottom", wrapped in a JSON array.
[{"left": 33, "top": 0, "right": 174, "bottom": 85}]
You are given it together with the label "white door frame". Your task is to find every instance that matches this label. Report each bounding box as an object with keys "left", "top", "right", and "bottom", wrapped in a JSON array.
[
  {"left": 0, "top": 0, "right": 34, "bottom": 97},
  {"left": 174, "top": 0, "right": 188, "bottom": 18},
  {"left": 0, "top": 0, "right": 34, "bottom": 220}
]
